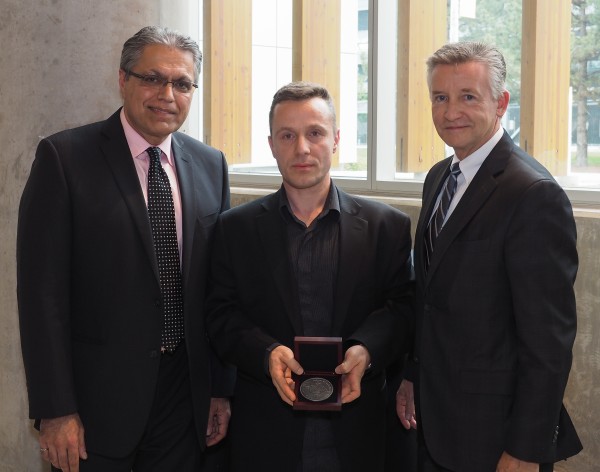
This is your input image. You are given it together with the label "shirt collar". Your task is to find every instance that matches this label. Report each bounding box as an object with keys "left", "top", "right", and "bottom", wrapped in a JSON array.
[
  {"left": 451, "top": 126, "right": 504, "bottom": 184},
  {"left": 120, "top": 108, "right": 174, "bottom": 164},
  {"left": 279, "top": 181, "right": 341, "bottom": 226}
]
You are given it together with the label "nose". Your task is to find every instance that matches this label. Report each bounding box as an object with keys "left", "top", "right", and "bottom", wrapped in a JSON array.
[
  {"left": 157, "top": 82, "right": 175, "bottom": 101},
  {"left": 295, "top": 135, "right": 310, "bottom": 154},
  {"left": 443, "top": 99, "right": 462, "bottom": 120}
]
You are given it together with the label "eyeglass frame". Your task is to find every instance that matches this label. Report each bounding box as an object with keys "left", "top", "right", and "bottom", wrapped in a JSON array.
[{"left": 125, "top": 69, "right": 198, "bottom": 94}]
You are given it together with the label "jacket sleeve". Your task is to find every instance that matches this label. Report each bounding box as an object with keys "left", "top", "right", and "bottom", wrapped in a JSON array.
[
  {"left": 503, "top": 178, "right": 579, "bottom": 462},
  {"left": 207, "top": 153, "right": 237, "bottom": 397},
  {"left": 17, "top": 137, "right": 78, "bottom": 420}
]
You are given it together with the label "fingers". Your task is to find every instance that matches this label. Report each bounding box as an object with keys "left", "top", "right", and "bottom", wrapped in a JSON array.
[
  {"left": 62, "top": 446, "right": 82, "bottom": 472},
  {"left": 206, "top": 398, "right": 231, "bottom": 447},
  {"left": 45, "top": 442, "right": 81, "bottom": 472},
  {"left": 270, "top": 345, "right": 303, "bottom": 375},
  {"left": 496, "top": 451, "right": 539, "bottom": 471},
  {"left": 78, "top": 424, "right": 88, "bottom": 461},
  {"left": 396, "top": 380, "right": 417, "bottom": 430},
  {"left": 39, "top": 447, "right": 50, "bottom": 464},
  {"left": 335, "top": 345, "right": 371, "bottom": 404},
  {"left": 334, "top": 344, "right": 370, "bottom": 376},
  {"left": 40, "top": 414, "right": 86, "bottom": 472},
  {"left": 269, "top": 345, "right": 303, "bottom": 405},
  {"left": 206, "top": 415, "right": 227, "bottom": 446},
  {"left": 339, "top": 372, "right": 361, "bottom": 403},
  {"left": 272, "top": 370, "right": 296, "bottom": 405}
]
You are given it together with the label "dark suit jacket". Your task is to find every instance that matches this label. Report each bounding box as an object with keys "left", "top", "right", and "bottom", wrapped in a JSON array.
[
  {"left": 17, "top": 109, "right": 234, "bottom": 457},
  {"left": 205, "top": 185, "right": 414, "bottom": 472},
  {"left": 411, "top": 131, "right": 582, "bottom": 470}
]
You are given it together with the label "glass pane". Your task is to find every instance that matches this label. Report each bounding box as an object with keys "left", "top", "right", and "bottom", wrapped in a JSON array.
[
  {"left": 228, "top": 0, "right": 293, "bottom": 176},
  {"left": 375, "top": 0, "right": 400, "bottom": 182},
  {"left": 332, "top": 0, "right": 368, "bottom": 179},
  {"left": 450, "top": 0, "right": 522, "bottom": 151},
  {"left": 570, "top": 0, "right": 600, "bottom": 188}
]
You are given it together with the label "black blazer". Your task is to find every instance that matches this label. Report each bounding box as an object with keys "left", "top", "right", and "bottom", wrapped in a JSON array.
[
  {"left": 17, "top": 109, "right": 233, "bottom": 456},
  {"left": 411, "top": 131, "right": 582, "bottom": 470},
  {"left": 206, "top": 185, "right": 414, "bottom": 472}
]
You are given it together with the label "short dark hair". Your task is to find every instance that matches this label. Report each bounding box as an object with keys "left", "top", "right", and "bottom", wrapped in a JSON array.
[
  {"left": 426, "top": 41, "right": 507, "bottom": 99},
  {"left": 269, "top": 81, "right": 337, "bottom": 134},
  {"left": 120, "top": 26, "right": 202, "bottom": 82}
]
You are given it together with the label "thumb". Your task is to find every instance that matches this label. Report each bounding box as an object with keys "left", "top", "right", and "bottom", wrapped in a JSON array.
[
  {"left": 334, "top": 360, "right": 350, "bottom": 375},
  {"left": 79, "top": 433, "right": 88, "bottom": 460}
]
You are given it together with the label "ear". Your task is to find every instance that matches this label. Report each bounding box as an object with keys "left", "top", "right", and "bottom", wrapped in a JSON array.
[
  {"left": 333, "top": 128, "right": 340, "bottom": 152},
  {"left": 118, "top": 69, "right": 127, "bottom": 97},
  {"left": 496, "top": 90, "right": 510, "bottom": 118},
  {"left": 268, "top": 135, "right": 275, "bottom": 157}
]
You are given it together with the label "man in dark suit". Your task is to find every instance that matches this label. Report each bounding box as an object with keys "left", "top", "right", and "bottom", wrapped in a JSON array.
[
  {"left": 205, "top": 81, "right": 414, "bottom": 472},
  {"left": 396, "top": 42, "right": 582, "bottom": 472},
  {"left": 17, "top": 26, "right": 233, "bottom": 471}
]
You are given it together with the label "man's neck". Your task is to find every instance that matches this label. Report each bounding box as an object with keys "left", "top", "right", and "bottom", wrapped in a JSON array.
[{"left": 283, "top": 179, "right": 331, "bottom": 227}]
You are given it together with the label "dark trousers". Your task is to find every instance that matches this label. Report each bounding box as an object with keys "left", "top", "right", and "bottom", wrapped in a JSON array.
[
  {"left": 418, "top": 439, "right": 553, "bottom": 472},
  {"left": 52, "top": 345, "right": 200, "bottom": 472}
]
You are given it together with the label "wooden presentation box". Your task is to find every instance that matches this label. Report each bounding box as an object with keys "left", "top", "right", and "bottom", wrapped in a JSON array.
[{"left": 293, "top": 336, "right": 342, "bottom": 411}]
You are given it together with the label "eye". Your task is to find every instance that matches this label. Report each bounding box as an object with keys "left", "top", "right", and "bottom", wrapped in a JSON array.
[
  {"left": 309, "top": 129, "right": 323, "bottom": 138},
  {"left": 173, "top": 81, "right": 193, "bottom": 93},
  {"left": 142, "top": 75, "right": 162, "bottom": 86},
  {"left": 464, "top": 94, "right": 475, "bottom": 101},
  {"left": 433, "top": 95, "right": 447, "bottom": 103}
]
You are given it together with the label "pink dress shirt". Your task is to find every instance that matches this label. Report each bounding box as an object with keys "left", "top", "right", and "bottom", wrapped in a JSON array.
[{"left": 119, "top": 109, "right": 183, "bottom": 259}]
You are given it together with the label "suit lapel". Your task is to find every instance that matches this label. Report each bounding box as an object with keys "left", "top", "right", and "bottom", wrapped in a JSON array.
[
  {"left": 256, "top": 192, "right": 304, "bottom": 334},
  {"left": 425, "top": 133, "right": 512, "bottom": 282},
  {"left": 99, "top": 110, "right": 159, "bottom": 283},
  {"left": 332, "top": 189, "right": 367, "bottom": 333},
  {"left": 425, "top": 171, "right": 497, "bottom": 280},
  {"left": 171, "top": 134, "right": 196, "bottom": 286}
]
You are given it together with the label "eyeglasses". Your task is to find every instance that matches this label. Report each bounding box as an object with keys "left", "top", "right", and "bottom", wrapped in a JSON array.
[{"left": 126, "top": 70, "right": 198, "bottom": 94}]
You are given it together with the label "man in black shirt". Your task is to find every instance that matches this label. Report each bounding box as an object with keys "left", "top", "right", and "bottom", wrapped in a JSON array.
[{"left": 206, "top": 81, "right": 413, "bottom": 472}]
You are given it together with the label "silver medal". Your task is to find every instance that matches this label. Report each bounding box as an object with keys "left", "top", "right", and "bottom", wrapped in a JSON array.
[{"left": 299, "top": 377, "right": 334, "bottom": 402}]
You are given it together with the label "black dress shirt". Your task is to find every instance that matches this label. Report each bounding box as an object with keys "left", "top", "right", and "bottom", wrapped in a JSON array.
[{"left": 279, "top": 183, "right": 342, "bottom": 472}]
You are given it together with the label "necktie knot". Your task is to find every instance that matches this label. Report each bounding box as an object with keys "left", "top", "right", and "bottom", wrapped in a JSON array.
[
  {"left": 450, "top": 162, "right": 461, "bottom": 177},
  {"left": 147, "top": 146, "right": 161, "bottom": 164}
]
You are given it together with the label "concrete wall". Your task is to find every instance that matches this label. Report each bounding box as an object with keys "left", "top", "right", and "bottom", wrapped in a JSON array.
[
  {"left": 0, "top": 0, "right": 598, "bottom": 470},
  {"left": 564, "top": 211, "right": 600, "bottom": 471}
]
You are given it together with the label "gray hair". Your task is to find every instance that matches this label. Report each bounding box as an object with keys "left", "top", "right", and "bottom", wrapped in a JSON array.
[
  {"left": 120, "top": 26, "right": 202, "bottom": 82},
  {"left": 269, "top": 81, "right": 337, "bottom": 134},
  {"left": 426, "top": 42, "right": 507, "bottom": 99}
]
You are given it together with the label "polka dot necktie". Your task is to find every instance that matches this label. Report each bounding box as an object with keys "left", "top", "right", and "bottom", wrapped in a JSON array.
[
  {"left": 424, "top": 162, "right": 461, "bottom": 271},
  {"left": 147, "top": 147, "right": 184, "bottom": 352}
]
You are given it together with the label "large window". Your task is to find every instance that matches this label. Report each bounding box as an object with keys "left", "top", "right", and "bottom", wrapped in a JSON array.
[{"left": 197, "top": 0, "right": 600, "bottom": 205}]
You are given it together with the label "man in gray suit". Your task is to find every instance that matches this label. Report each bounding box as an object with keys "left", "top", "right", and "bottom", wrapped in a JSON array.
[{"left": 17, "top": 26, "right": 233, "bottom": 472}]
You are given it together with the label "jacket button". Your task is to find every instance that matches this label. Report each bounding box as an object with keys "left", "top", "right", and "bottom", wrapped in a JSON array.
[
  {"left": 154, "top": 299, "right": 162, "bottom": 308},
  {"left": 149, "top": 350, "right": 159, "bottom": 358}
]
